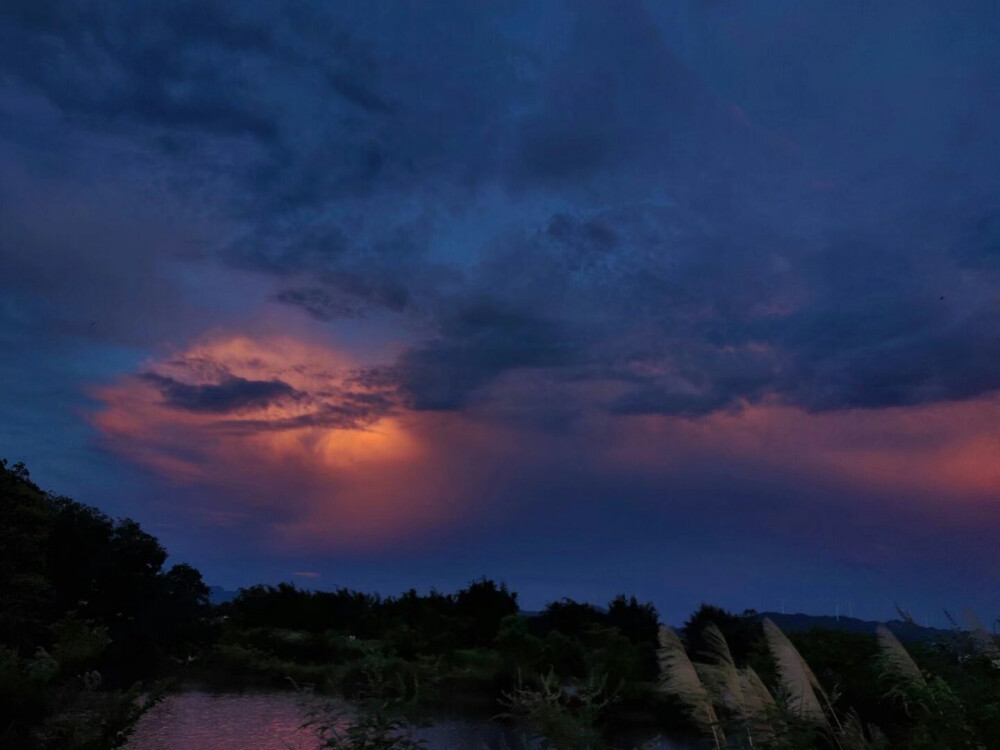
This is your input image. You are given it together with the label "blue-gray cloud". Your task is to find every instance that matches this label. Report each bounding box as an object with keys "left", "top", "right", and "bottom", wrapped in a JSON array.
[
  {"left": 395, "top": 301, "right": 584, "bottom": 410},
  {"left": 140, "top": 372, "right": 301, "bottom": 414},
  {"left": 272, "top": 288, "right": 365, "bottom": 322},
  {"left": 1, "top": 0, "right": 998, "bottom": 420}
]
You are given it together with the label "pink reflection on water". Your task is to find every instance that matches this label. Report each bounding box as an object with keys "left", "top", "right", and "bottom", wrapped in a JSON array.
[
  {"left": 125, "top": 689, "right": 688, "bottom": 749},
  {"left": 126, "top": 690, "right": 320, "bottom": 750}
]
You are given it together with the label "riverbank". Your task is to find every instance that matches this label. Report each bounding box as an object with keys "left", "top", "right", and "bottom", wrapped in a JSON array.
[{"left": 124, "top": 688, "right": 694, "bottom": 750}]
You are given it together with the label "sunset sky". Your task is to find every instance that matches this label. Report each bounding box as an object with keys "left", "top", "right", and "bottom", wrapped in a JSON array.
[{"left": 2, "top": 0, "right": 998, "bottom": 625}]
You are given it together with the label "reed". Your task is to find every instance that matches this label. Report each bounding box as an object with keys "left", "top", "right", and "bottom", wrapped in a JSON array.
[
  {"left": 657, "top": 625, "right": 725, "bottom": 750},
  {"left": 875, "top": 625, "right": 924, "bottom": 688},
  {"left": 761, "top": 617, "right": 828, "bottom": 726}
]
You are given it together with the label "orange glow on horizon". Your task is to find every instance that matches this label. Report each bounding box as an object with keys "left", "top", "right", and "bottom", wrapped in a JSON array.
[
  {"left": 605, "top": 395, "right": 1000, "bottom": 505},
  {"left": 91, "top": 330, "right": 1000, "bottom": 552}
]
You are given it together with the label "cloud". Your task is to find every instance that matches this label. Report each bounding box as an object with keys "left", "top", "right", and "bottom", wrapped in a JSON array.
[
  {"left": 88, "top": 333, "right": 491, "bottom": 549},
  {"left": 4, "top": 1, "right": 1000, "bottom": 557},
  {"left": 125, "top": 335, "right": 398, "bottom": 431},
  {"left": 3, "top": 0, "right": 998, "bottom": 425},
  {"left": 89, "top": 330, "right": 1000, "bottom": 569},
  {"left": 0, "top": 1, "right": 281, "bottom": 141},
  {"left": 602, "top": 395, "right": 1000, "bottom": 505},
  {"left": 0, "top": 0, "right": 521, "bottom": 214},
  {"left": 509, "top": 0, "right": 756, "bottom": 189},
  {"left": 139, "top": 372, "right": 303, "bottom": 414},
  {"left": 272, "top": 288, "right": 365, "bottom": 322},
  {"left": 394, "top": 301, "right": 583, "bottom": 410}
]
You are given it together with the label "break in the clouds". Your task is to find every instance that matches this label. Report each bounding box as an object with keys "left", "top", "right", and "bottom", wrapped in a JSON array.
[{"left": 1, "top": 0, "right": 998, "bottom": 618}]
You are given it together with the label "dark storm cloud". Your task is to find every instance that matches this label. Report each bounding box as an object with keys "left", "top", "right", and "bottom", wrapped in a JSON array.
[
  {"left": 232, "top": 224, "right": 351, "bottom": 277},
  {"left": 140, "top": 372, "right": 302, "bottom": 414},
  {"left": 2, "top": 0, "right": 999, "bottom": 418},
  {"left": 272, "top": 288, "right": 365, "bottom": 322},
  {"left": 0, "top": 0, "right": 453, "bottom": 226},
  {"left": 138, "top": 359, "right": 398, "bottom": 430},
  {"left": 509, "top": 0, "right": 757, "bottom": 188},
  {"left": 394, "top": 302, "right": 583, "bottom": 410},
  {"left": 429, "top": 191, "right": 999, "bottom": 416},
  {"left": 786, "top": 305, "right": 1000, "bottom": 411},
  {"left": 0, "top": 1, "right": 280, "bottom": 141},
  {"left": 216, "top": 398, "right": 397, "bottom": 432},
  {"left": 233, "top": 214, "right": 438, "bottom": 313}
]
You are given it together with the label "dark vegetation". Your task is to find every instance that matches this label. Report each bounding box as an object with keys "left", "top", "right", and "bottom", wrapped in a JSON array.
[
  {"left": 0, "top": 459, "right": 207, "bottom": 748},
  {"left": 3, "top": 458, "right": 999, "bottom": 749}
]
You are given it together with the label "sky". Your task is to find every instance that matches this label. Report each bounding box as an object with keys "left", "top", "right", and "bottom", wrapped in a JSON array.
[{"left": 1, "top": 0, "right": 999, "bottom": 626}]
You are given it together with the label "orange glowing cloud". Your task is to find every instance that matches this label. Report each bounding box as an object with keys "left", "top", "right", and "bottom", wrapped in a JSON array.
[
  {"left": 91, "top": 329, "right": 1000, "bottom": 553},
  {"left": 603, "top": 395, "right": 1000, "bottom": 506},
  {"left": 90, "top": 333, "right": 487, "bottom": 550}
]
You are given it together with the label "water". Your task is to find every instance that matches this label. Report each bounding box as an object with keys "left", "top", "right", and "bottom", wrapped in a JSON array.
[
  {"left": 125, "top": 690, "right": 312, "bottom": 750},
  {"left": 125, "top": 690, "right": 692, "bottom": 750}
]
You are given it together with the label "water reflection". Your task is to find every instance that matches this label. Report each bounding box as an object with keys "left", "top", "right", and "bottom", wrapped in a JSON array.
[
  {"left": 126, "top": 691, "right": 315, "bottom": 750},
  {"left": 125, "top": 690, "right": 689, "bottom": 750}
]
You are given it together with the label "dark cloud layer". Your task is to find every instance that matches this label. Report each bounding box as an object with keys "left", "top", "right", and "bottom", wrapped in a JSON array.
[
  {"left": 396, "top": 302, "right": 583, "bottom": 410},
  {"left": 140, "top": 372, "right": 301, "bottom": 414},
  {"left": 272, "top": 288, "right": 365, "bottom": 322},
  {"left": 130, "top": 344, "right": 400, "bottom": 431},
  {"left": 2, "top": 0, "right": 997, "bottom": 419}
]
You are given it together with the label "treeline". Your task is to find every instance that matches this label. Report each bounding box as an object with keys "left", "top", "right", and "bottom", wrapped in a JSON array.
[
  {"left": 0, "top": 459, "right": 209, "bottom": 748},
  {"left": 215, "top": 581, "right": 664, "bottom": 709},
  {"left": 223, "top": 581, "right": 658, "bottom": 670}
]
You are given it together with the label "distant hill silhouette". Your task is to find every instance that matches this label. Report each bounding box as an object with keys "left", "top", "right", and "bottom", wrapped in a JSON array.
[{"left": 760, "top": 612, "right": 951, "bottom": 643}]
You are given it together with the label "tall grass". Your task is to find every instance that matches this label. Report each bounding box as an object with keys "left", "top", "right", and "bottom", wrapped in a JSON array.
[
  {"left": 658, "top": 618, "right": 894, "bottom": 750},
  {"left": 761, "top": 617, "right": 830, "bottom": 727},
  {"left": 657, "top": 625, "right": 725, "bottom": 749}
]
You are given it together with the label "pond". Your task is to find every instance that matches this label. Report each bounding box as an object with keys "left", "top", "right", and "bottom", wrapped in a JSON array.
[{"left": 124, "top": 689, "right": 694, "bottom": 749}]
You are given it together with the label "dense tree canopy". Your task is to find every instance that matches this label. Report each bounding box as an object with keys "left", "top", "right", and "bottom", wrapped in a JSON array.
[{"left": 0, "top": 458, "right": 210, "bottom": 747}]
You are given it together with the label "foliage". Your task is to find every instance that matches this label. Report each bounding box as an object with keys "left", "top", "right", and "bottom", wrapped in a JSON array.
[
  {"left": 535, "top": 599, "right": 608, "bottom": 642},
  {"left": 495, "top": 614, "right": 546, "bottom": 673},
  {"left": 874, "top": 624, "right": 993, "bottom": 749},
  {"left": 0, "top": 621, "right": 162, "bottom": 749},
  {"left": 454, "top": 577, "right": 519, "bottom": 648},
  {"left": 212, "top": 641, "right": 332, "bottom": 685},
  {"left": 498, "top": 668, "right": 619, "bottom": 750},
  {"left": 0, "top": 458, "right": 206, "bottom": 747},
  {"left": 301, "top": 655, "right": 428, "bottom": 750},
  {"left": 0, "top": 459, "right": 54, "bottom": 649},
  {"left": 683, "top": 604, "right": 763, "bottom": 666},
  {"left": 607, "top": 595, "right": 660, "bottom": 680},
  {"left": 228, "top": 582, "right": 382, "bottom": 635}
]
